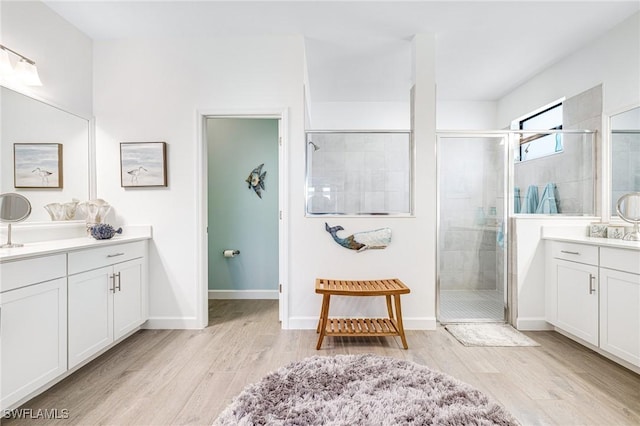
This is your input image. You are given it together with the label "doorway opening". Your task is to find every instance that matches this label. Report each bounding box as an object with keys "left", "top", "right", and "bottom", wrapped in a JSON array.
[{"left": 197, "top": 111, "right": 288, "bottom": 329}]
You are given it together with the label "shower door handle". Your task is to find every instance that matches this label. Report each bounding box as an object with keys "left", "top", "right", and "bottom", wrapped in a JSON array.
[{"left": 588, "top": 274, "right": 596, "bottom": 294}]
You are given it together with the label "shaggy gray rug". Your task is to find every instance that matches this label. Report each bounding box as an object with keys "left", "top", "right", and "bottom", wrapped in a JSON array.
[
  {"left": 445, "top": 324, "right": 540, "bottom": 347},
  {"left": 214, "top": 354, "right": 518, "bottom": 425}
]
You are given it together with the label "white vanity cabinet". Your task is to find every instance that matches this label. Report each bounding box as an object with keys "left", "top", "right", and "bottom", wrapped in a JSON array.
[
  {"left": 0, "top": 230, "right": 150, "bottom": 411},
  {"left": 599, "top": 247, "right": 640, "bottom": 366},
  {"left": 68, "top": 241, "right": 146, "bottom": 369},
  {"left": 545, "top": 242, "right": 599, "bottom": 346},
  {"left": 0, "top": 254, "right": 68, "bottom": 410},
  {"left": 545, "top": 237, "right": 640, "bottom": 370}
]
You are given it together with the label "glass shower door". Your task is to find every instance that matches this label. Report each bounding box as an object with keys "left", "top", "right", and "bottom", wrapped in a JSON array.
[{"left": 437, "top": 134, "right": 508, "bottom": 323}]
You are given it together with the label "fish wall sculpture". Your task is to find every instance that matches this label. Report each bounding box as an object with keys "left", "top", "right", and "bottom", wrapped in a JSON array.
[
  {"left": 246, "top": 163, "right": 267, "bottom": 198},
  {"left": 325, "top": 223, "right": 391, "bottom": 252}
]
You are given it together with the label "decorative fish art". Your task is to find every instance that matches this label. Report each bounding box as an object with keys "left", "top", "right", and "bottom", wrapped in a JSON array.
[
  {"left": 246, "top": 163, "right": 267, "bottom": 198},
  {"left": 325, "top": 223, "right": 391, "bottom": 252}
]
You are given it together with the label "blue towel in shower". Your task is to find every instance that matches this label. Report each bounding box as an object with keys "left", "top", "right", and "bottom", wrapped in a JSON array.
[
  {"left": 521, "top": 185, "right": 539, "bottom": 214},
  {"left": 536, "top": 183, "right": 558, "bottom": 214},
  {"left": 514, "top": 187, "right": 521, "bottom": 214},
  {"left": 497, "top": 221, "right": 505, "bottom": 248}
]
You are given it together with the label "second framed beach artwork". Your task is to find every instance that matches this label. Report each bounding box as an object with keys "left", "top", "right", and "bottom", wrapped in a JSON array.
[{"left": 120, "top": 142, "right": 167, "bottom": 187}]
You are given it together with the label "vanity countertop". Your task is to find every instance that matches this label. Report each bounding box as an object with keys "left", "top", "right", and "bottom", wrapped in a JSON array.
[
  {"left": 0, "top": 227, "right": 152, "bottom": 262},
  {"left": 542, "top": 234, "right": 640, "bottom": 251}
]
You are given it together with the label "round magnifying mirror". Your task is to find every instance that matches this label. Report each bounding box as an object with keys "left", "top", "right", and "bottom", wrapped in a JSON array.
[
  {"left": 0, "top": 193, "right": 32, "bottom": 248},
  {"left": 616, "top": 192, "right": 640, "bottom": 241}
]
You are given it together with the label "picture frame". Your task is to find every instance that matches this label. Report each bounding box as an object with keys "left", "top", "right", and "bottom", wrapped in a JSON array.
[
  {"left": 120, "top": 142, "right": 167, "bottom": 187},
  {"left": 589, "top": 223, "right": 608, "bottom": 238},
  {"left": 13, "top": 143, "right": 63, "bottom": 188},
  {"left": 607, "top": 225, "right": 625, "bottom": 239}
]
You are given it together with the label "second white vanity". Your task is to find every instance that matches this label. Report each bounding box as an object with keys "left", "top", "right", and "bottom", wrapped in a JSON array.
[
  {"left": 544, "top": 232, "right": 640, "bottom": 372},
  {"left": 0, "top": 228, "right": 151, "bottom": 411}
]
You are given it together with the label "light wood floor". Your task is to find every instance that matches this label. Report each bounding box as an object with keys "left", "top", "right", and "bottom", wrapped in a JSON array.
[{"left": 6, "top": 299, "right": 640, "bottom": 425}]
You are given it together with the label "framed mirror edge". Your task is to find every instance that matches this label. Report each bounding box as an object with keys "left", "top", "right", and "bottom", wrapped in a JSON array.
[
  {"left": 604, "top": 101, "right": 640, "bottom": 222},
  {"left": 0, "top": 83, "right": 93, "bottom": 121},
  {"left": 1, "top": 83, "right": 97, "bottom": 222}
]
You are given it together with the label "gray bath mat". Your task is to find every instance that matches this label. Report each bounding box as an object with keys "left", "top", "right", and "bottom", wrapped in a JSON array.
[
  {"left": 445, "top": 323, "right": 540, "bottom": 347},
  {"left": 214, "top": 354, "right": 518, "bottom": 425}
]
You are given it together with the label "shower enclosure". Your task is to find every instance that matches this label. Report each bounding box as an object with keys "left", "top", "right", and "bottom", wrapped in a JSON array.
[
  {"left": 437, "top": 130, "right": 596, "bottom": 323},
  {"left": 437, "top": 133, "right": 508, "bottom": 323}
]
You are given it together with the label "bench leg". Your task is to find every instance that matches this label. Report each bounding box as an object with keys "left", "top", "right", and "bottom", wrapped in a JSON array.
[
  {"left": 316, "top": 294, "right": 331, "bottom": 350},
  {"left": 385, "top": 295, "right": 394, "bottom": 319},
  {"left": 393, "top": 294, "right": 408, "bottom": 349}
]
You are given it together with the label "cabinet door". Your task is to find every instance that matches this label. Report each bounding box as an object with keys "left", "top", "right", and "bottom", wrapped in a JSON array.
[
  {"left": 553, "top": 259, "right": 599, "bottom": 346},
  {"left": 68, "top": 266, "right": 114, "bottom": 369},
  {"left": 0, "top": 278, "right": 67, "bottom": 409},
  {"left": 600, "top": 268, "right": 640, "bottom": 367},
  {"left": 113, "top": 258, "right": 144, "bottom": 340}
]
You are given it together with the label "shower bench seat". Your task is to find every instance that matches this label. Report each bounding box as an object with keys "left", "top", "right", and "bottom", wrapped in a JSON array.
[{"left": 315, "top": 278, "right": 410, "bottom": 350}]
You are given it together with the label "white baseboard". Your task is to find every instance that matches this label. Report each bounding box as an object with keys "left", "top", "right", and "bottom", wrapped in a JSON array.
[
  {"left": 516, "top": 317, "right": 554, "bottom": 331},
  {"left": 287, "top": 316, "right": 436, "bottom": 330},
  {"left": 208, "top": 290, "right": 279, "bottom": 300},
  {"left": 143, "top": 316, "right": 201, "bottom": 329}
]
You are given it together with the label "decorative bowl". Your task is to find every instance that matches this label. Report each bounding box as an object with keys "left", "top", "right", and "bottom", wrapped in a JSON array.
[{"left": 90, "top": 224, "right": 123, "bottom": 240}]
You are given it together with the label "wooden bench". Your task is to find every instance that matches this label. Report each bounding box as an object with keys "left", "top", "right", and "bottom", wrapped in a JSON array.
[{"left": 315, "top": 278, "right": 410, "bottom": 350}]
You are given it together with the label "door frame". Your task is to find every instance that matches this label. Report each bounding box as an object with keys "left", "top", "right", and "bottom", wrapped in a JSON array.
[
  {"left": 195, "top": 108, "right": 289, "bottom": 329},
  {"left": 435, "top": 131, "right": 511, "bottom": 324}
]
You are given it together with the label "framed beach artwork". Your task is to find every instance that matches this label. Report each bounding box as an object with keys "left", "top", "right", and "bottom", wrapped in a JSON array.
[
  {"left": 14, "top": 143, "right": 63, "bottom": 188},
  {"left": 120, "top": 142, "right": 167, "bottom": 187}
]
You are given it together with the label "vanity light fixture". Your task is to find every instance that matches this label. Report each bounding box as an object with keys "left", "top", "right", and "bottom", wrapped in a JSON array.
[{"left": 0, "top": 44, "right": 42, "bottom": 86}]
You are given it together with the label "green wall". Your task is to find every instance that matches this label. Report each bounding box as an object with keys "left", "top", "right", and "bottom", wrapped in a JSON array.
[{"left": 206, "top": 118, "right": 279, "bottom": 291}]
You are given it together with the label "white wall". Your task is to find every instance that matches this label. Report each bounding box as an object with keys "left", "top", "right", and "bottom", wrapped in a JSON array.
[
  {"left": 309, "top": 101, "right": 410, "bottom": 130},
  {"left": 93, "top": 36, "right": 305, "bottom": 328},
  {"left": 94, "top": 33, "right": 437, "bottom": 330},
  {"left": 436, "top": 101, "right": 497, "bottom": 130},
  {"left": 497, "top": 12, "right": 640, "bottom": 128},
  {"left": 0, "top": 1, "right": 93, "bottom": 117}
]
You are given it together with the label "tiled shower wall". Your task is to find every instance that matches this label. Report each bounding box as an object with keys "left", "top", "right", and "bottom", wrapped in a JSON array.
[
  {"left": 514, "top": 84, "right": 602, "bottom": 215},
  {"left": 306, "top": 132, "right": 410, "bottom": 214},
  {"left": 439, "top": 137, "right": 504, "bottom": 291}
]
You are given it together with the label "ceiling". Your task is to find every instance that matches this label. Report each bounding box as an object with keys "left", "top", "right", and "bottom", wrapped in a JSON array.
[{"left": 43, "top": 1, "right": 640, "bottom": 103}]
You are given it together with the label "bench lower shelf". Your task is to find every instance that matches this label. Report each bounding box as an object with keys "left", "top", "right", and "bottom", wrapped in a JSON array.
[{"left": 322, "top": 318, "right": 400, "bottom": 336}]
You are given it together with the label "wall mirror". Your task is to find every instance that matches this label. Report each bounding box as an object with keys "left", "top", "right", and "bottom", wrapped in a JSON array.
[
  {"left": 0, "top": 86, "right": 90, "bottom": 222},
  {"left": 610, "top": 105, "right": 640, "bottom": 216}
]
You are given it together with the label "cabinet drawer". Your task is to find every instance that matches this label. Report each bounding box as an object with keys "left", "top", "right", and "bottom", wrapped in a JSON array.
[
  {"left": 600, "top": 247, "right": 640, "bottom": 275},
  {"left": 68, "top": 241, "right": 145, "bottom": 275},
  {"left": 0, "top": 254, "right": 66, "bottom": 293},
  {"left": 550, "top": 241, "right": 598, "bottom": 265}
]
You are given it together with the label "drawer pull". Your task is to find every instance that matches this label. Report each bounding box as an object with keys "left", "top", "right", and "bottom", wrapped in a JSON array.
[
  {"left": 115, "top": 272, "right": 121, "bottom": 292},
  {"left": 589, "top": 274, "right": 596, "bottom": 294},
  {"left": 107, "top": 252, "right": 125, "bottom": 258},
  {"left": 109, "top": 274, "right": 116, "bottom": 293},
  {"left": 560, "top": 250, "right": 580, "bottom": 255}
]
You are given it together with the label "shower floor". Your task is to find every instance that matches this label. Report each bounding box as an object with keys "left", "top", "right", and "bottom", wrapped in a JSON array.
[{"left": 439, "top": 289, "right": 504, "bottom": 323}]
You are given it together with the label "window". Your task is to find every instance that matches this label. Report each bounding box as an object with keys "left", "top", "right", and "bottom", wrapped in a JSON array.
[{"left": 517, "top": 102, "right": 563, "bottom": 162}]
